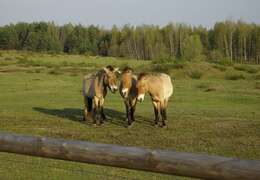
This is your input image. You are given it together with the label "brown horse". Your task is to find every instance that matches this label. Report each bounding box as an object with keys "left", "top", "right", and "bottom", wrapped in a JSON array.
[
  {"left": 136, "top": 73, "right": 173, "bottom": 127},
  {"left": 119, "top": 67, "right": 138, "bottom": 126},
  {"left": 83, "top": 65, "right": 119, "bottom": 125}
]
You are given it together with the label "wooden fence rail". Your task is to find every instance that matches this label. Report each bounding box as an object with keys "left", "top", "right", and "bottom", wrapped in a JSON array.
[{"left": 0, "top": 132, "right": 259, "bottom": 179}]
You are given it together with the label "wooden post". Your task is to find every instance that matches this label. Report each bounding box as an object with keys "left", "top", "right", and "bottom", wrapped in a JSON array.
[{"left": 0, "top": 132, "right": 260, "bottom": 179}]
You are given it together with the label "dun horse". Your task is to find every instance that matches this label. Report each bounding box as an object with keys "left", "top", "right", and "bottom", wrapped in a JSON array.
[
  {"left": 83, "top": 65, "right": 119, "bottom": 125},
  {"left": 119, "top": 67, "right": 138, "bottom": 126},
  {"left": 136, "top": 73, "right": 173, "bottom": 127}
]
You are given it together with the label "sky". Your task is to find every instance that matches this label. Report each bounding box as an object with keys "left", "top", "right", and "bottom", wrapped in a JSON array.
[{"left": 0, "top": 0, "right": 259, "bottom": 28}]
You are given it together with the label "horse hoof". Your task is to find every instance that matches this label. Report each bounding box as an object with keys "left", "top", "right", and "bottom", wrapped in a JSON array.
[
  {"left": 154, "top": 123, "right": 159, "bottom": 127},
  {"left": 161, "top": 124, "right": 167, "bottom": 128},
  {"left": 127, "top": 123, "right": 134, "bottom": 128}
]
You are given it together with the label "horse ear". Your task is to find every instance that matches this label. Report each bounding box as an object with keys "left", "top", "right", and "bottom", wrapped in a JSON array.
[
  {"left": 103, "top": 67, "right": 109, "bottom": 74},
  {"left": 114, "top": 68, "right": 121, "bottom": 74}
]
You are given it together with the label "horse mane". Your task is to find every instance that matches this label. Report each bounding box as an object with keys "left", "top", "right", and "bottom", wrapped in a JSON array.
[
  {"left": 96, "top": 68, "right": 106, "bottom": 85},
  {"left": 137, "top": 72, "right": 148, "bottom": 80},
  {"left": 106, "top": 65, "right": 114, "bottom": 71},
  {"left": 122, "top": 66, "right": 133, "bottom": 73}
]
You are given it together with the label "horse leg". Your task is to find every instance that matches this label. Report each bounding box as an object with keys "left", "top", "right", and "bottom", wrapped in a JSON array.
[
  {"left": 96, "top": 98, "right": 104, "bottom": 125},
  {"left": 161, "top": 100, "right": 167, "bottom": 127},
  {"left": 152, "top": 101, "right": 159, "bottom": 126},
  {"left": 93, "top": 97, "right": 100, "bottom": 125},
  {"left": 100, "top": 98, "right": 106, "bottom": 122},
  {"left": 101, "top": 106, "right": 106, "bottom": 121},
  {"left": 130, "top": 99, "right": 137, "bottom": 122},
  {"left": 130, "top": 106, "right": 136, "bottom": 123},
  {"left": 83, "top": 107, "right": 88, "bottom": 121},
  {"left": 93, "top": 107, "right": 97, "bottom": 125},
  {"left": 125, "top": 101, "right": 131, "bottom": 126},
  {"left": 157, "top": 102, "right": 163, "bottom": 127},
  {"left": 84, "top": 97, "right": 93, "bottom": 122},
  {"left": 83, "top": 96, "right": 87, "bottom": 121}
]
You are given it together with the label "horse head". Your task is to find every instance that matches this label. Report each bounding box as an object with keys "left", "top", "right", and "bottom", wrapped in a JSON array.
[
  {"left": 103, "top": 65, "right": 120, "bottom": 93},
  {"left": 136, "top": 73, "right": 149, "bottom": 102},
  {"left": 120, "top": 67, "right": 134, "bottom": 98}
]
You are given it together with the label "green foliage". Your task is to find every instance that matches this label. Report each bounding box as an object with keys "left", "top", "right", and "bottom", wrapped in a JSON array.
[
  {"left": 225, "top": 71, "right": 245, "bottom": 80},
  {"left": 0, "top": 21, "right": 259, "bottom": 64},
  {"left": 209, "top": 49, "right": 224, "bottom": 62},
  {"left": 182, "top": 35, "right": 204, "bottom": 61}
]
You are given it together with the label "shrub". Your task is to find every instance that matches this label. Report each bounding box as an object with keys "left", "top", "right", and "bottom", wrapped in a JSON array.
[
  {"left": 152, "top": 64, "right": 171, "bottom": 73},
  {"left": 187, "top": 70, "right": 203, "bottom": 79},
  {"left": 152, "top": 56, "right": 175, "bottom": 64},
  {"left": 225, "top": 71, "right": 245, "bottom": 80},
  {"left": 233, "top": 65, "right": 246, "bottom": 71},
  {"left": 209, "top": 50, "right": 224, "bottom": 62},
  {"left": 255, "top": 73, "right": 260, "bottom": 80},
  {"left": 48, "top": 68, "right": 62, "bottom": 75},
  {"left": 61, "top": 61, "right": 69, "bottom": 67},
  {"left": 255, "top": 82, "right": 260, "bottom": 89},
  {"left": 196, "top": 82, "right": 210, "bottom": 89},
  {"left": 152, "top": 61, "right": 185, "bottom": 74},
  {"left": 4, "top": 57, "right": 13, "bottom": 61},
  {"left": 234, "top": 65, "right": 258, "bottom": 74},
  {"left": 35, "top": 69, "right": 41, "bottom": 73},
  {"left": 218, "top": 58, "right": 233, "bottom": 66},
  {"left": 212, "top": 64, "right": 226, "bottom": 71},
  {"left": 246, "top": 67, "right": 258, "bottom": 74}
]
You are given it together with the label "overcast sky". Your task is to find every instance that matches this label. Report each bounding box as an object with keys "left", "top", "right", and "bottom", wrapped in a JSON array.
[{"left": 0, "top": 0, "right": 259, "bottom": 28}]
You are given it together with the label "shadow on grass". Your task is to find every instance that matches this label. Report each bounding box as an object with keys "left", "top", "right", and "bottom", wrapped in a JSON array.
[{"left": 33, "top": 107, "right": 153, "bottom": 127}]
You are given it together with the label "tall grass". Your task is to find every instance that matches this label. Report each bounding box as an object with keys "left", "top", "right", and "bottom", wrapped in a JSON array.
[
  {"left": 225, "top": 71, "right": 245, "bottom": 80},
  {"left": 234, "top": 64, "right": 258, "bottom": 74},
  {"left": 187, "top": 70, "right": 203, "bottom": 79}
]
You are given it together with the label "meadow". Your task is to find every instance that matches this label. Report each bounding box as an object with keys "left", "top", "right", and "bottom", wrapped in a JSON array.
[{"left": 0, "top": 50, "right": 260, "bottom": 179}]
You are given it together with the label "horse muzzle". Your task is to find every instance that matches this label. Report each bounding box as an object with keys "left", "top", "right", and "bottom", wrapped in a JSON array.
[
  {"left": 137, "top": 94, "right": 145, "bottom": 102},
  {"left": 122, "top": 88, "right": 128, "bottom": 98},
  {"left": 110, "top": 86, "right": 118, "bottom": 93}
]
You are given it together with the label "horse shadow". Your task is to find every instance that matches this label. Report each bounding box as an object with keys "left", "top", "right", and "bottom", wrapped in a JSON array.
[
  {"left": 33, "top": 107, "right": 152, "bottom": 127},
  {"left": 33, "top": 107, "right": 153, "bottom": 127}
]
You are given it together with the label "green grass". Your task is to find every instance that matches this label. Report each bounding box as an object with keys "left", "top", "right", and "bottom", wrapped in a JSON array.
[{"left": 0, "top": 50, "right": 260, "bottom": 179}]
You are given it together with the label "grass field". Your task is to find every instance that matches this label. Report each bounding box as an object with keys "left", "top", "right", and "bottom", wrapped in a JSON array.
[{"left": 0, "top": 50, "right": 260, "bottom": 179}]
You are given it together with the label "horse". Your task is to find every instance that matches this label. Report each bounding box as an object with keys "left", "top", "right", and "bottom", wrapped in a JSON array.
[
  {"left": 119, "top": 67, "right": 138, "bottom": 127},
  {"left": 136, "top": 73, "right": 173, "bottom": 127},
  {"left": 82, "top": 65, "right": 120, "bottom": 125}
]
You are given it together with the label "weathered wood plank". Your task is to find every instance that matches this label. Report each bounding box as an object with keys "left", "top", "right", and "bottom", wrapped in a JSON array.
[{"left": 0, "top": 132, "right": 259, "bottom": 179}]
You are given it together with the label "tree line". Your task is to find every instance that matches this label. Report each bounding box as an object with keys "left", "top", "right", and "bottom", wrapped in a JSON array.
[{"left": 0, "top": 21, "right": 259, "bottom": 64}]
